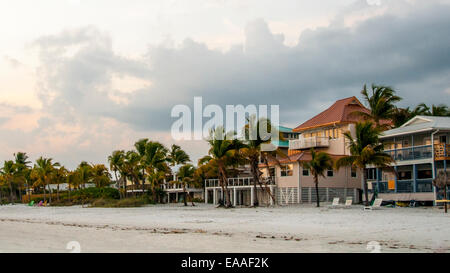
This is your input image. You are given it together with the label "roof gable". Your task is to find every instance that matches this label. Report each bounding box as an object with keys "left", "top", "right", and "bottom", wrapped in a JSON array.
[{"left": 293, "top": 96, "right": 369, "bottom": 132}]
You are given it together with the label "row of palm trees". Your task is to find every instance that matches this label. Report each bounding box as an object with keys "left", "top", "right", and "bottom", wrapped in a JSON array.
[{"left": 0, "top": 153, "right": 112, "bottom": 204}]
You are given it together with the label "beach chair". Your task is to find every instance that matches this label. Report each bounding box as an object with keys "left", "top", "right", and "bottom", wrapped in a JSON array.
[
  {"left": 344, "top": 198, "right": 352, "bottom": 208},
  {"left": 364, "top": 198, "right": 383, "bottom": 211},
  {"left": 28, "top": 200, "right": 35, "bottom": 206},
  {"left": 43, "top": 200, "right": 48, "bottom": 207},
  {"left": 329, "top": 197, "right": 340, "bottom": 208},
  {"left": 37, "top": 201, "right": 43, "bottom": 207}
]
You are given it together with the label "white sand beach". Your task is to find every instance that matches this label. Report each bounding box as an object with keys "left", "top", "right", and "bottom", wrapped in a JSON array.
[{"left": 0, "top": 203, "right": 449, "bottom": 253}]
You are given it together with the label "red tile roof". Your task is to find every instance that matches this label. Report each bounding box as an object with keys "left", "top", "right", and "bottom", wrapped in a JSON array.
[{"left": 293, "top": 96, "right": 370, "bottom": 132}]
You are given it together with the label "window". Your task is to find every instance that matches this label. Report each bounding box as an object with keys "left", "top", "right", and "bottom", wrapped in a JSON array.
[
  {"left": 269, "top": 167, "right": 275, "bottom": 177},
  {"left": 399, "top": 171, "right": 412, "bottom": 180},
  {"left": 327, "top": 169, "right": 334, "bottom": 177},
  {"left": 417, "top": 170, "right": 432, "bottom": 179},
  {"left": 281, "top": 164, "right": 293, "bottom": 177},
  {"left": 366, "top": 168, "right": 377, "bottom": 180},
  {"left": 302, "top": 169, "right": 310, "bottom": 176},
  {"left": 351, "top": 168, "right": 357, "bottom": 178}
]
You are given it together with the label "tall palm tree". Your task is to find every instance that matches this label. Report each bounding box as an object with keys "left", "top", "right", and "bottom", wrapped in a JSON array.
[
  {"left": 302, "top": 149, "right": 333, "bottom": 207},
  {"left": 14, "top": 152, "right": 31, "bottom": 201},
  {"left": 206, "top": 127, "right": 243, "bottom": 208},
  {"left": 175, "top": 164, "right": 197, "bottom": 206},
  {"left": 134, "top": 138, "right": 149, "bottom": 194},
  {"left": 91, "top": 164, "right": 112, "bottom": 188},
  {"left": 357, "top": 84, "right": 402, "bottom": 128},
  {"left": 335, "top": 121, "right": 395, "bottom": 206},
  {"left": 108, "top": 150, "right": 125, "bottom": 198},
  {"left": 1, "top": 160, "right": 16, "bottom": 203}
]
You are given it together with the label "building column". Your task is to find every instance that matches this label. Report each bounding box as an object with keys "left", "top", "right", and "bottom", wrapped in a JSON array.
[
  {"left": 308, "top": 187, "right": 312, "bottom": 203},
  {"left": 326, "top": 187, "right": 329, "bottom": 202},
  {"left": 213, "top": 188, "right": 217, "bottom": 205},
  {"left": 205, "top": 189, "right": 208, "bottom": 204},
  {"left": 269, "top": 186, "right": 274, "bottom": 206},
  {"left": 394, "top": 166, "right": 398, "bottom": 193},
  {"left": 413, "top": 164, "right": 418, "bottom": 193},
  {"left": 175, "top": 192, "right": 178, "bottom": 203},
  {"left": 233, "top": 188, "right": 237, "bottom": 207},
  {"left": 250, "top": 187, "right": 254, "bottom": 206}
]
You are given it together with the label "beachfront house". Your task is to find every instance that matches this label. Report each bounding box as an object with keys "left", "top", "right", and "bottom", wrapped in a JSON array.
[
  {"left": 204, "top": 96, "right": 370, "bottom": 206},
  {"left": 369, "top": 116, "right": 450, "bottom": 204}
]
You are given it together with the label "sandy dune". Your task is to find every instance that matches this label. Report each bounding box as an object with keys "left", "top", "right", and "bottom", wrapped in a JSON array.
[{"left": 0, "top": 203, "right": 449, "bottom": 253}]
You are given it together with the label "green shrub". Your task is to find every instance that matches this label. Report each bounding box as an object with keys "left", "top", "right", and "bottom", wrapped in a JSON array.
[
  {"left": 90, "top": 197, "right": 147, "bottom": 208},
  {"left": 72, "top": 187, "right": 120, "bottom": 200}
]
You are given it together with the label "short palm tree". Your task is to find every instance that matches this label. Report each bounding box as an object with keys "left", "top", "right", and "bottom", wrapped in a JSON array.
[
  {"left": 53, "top": 166, "right": 68, "bottom": 201},
  {"left": 357, "top": 84, "right": 402, "bottom": 128},
  {"left": 91, "top": 164, "right": 112, "bottom": 188},
  {"left": 335, "top": 121, "right": 395, "bottom": 206},
  {"left": 32, "top": 157, "right": 60, "bottom": 203},
  {"left": 241, "top": 116, "right": 279, "bottom": 206},
  {"left": 206, "top": 127, "right": 243, "bottom": 208},
  {"left": 144, "top": 141, "right": 169, "bottom": 197},
  {"left": 302, "top": 149, "right": 333, "bottom": 207},
  {"left": 414, "top": 103, "right": 450, "bottom": 116},
  {"left": 1, "top": 160, "right": 16, "bottom": 203},
  {"left": 175, "top": 164, "right": 197, "bottom": 206}
]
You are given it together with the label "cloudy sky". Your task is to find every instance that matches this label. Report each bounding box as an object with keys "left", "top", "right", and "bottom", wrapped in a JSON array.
[{"left": 1, "top": 0, "right": 449, "bottom": 169}]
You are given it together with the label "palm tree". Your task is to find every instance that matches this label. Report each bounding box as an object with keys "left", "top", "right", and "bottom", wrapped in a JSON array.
[
  {"left": 91, "top": 164, "right": 112, "bottom": 188},
  {"left": 14, "top": 152, "right": 31, "bottom": 201},
  {"left": 241, "top": 116, "right": 281, "bottom": 206},
  {"left": 53, "top": 166, "right": 68, "bottom": 201},
  {"left": 414, "top": 103, "right": 450, "bottom": 116},
  {"left": 335, "top": 121, "right": 395, "bottom": 206},
  {"left": 108, "top": 150, "right": 125, "bottom": 198},
  {"left": 1, "top": 160, "right": 16, "bottom": 203},
  {"left": 302, "top": 149, "right": 333, "bottom": 207},
  {"left": 144, "top": 141, "right": 169, "bottom": 200},
  {"left": 175, "top": 164, "right": 197, "bottom": 206},
  {"left": 167, "top": 144, "right": 190, "bottom": 177},
  {"left": 122, "top": 151, "right": 141, "bottom": 197},
  {"left": 32, "top": 157, "right": 60, "bottom": 203},
  {"left": 357, "top": 84, "right": 402, "bottom": 128},
  {"left": 77, "top": 161, "right": 92, "bottom": 189},
  {"left": 135, "top": 138, "right": 149, "bottom": 194},
  {"left": 206, "top": 127, "right": 243, "bottom": 208}
]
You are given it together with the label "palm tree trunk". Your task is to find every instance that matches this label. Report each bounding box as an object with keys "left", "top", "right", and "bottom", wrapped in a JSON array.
[
  {"left": 363, "top": 168, "right": 369, "bottom": 206},
  {"left": 57, "top": 184, "right": 60, "bottom": 201},
  {"left": 183, "top": 184, "right": 188, "bottom": 206},
  {"left": 47, "top": 183, "right": 52, "bottom": 203},
  {"left": 43, "top": 185, "right": 46, "bottom": 203},
  {"left": 8, "top": 180, "right": 13, "bottom": 203},
  {"left": 314, "top": 176, "right": 320, "bottom": 207},
  {"left": 218, "top": 163, "right": 231, "bottom": 207}
]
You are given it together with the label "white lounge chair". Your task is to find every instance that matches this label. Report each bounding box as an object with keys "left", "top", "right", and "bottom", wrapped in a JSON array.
[
  {"left": 330, "top": 197, "right": 340, "bottom": 208},
  {"left": 364, "top": 198, "right": 383, "bottom": 211},
  {"left": 344, "top": 198, "right": 353, "bottom": 208}
]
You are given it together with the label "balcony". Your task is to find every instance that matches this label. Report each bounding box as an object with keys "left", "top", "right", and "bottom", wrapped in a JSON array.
[
  {"left": 435, "top": 143, "right": 450, "bottom": 160},
  {"left": 205, "top": 177, "right": 276, "bottom": 188},
  {"left": 384, "top": 145, "right": 432, "bottom": 161},
  {"left": 289, "top": 136, "right": 329, "bottom": 150},
  {"left": 371, "top": 179, "right": 433, "bottom": 193}
]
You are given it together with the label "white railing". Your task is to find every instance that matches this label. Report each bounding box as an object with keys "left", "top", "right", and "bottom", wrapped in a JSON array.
[
  {"left": 289, "top": 136, "right": 329, "bottom": 150},
  {"left": 205, "top": 177, "right": 276, "bottom": 188}
]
